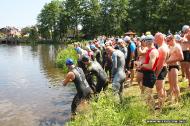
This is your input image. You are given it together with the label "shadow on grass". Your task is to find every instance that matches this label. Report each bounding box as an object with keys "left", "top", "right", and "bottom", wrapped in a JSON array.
[
  {"left": 161, "top": 92, "right": 190, "bottom": 115},
  {"left": 180, "top": 87, "right": 187, "bottom": 93},
  {"left": 181, "top": 92, "right": 190, "bottom": 101}
]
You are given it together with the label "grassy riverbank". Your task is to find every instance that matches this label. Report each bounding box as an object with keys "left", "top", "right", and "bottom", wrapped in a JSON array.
[{"left": 67, "top": 81, "right": 190, "bottom": 126}]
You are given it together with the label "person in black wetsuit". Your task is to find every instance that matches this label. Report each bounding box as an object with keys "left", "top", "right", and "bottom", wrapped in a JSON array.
[
  {"left": 102, "top": 46, "right": 112, "bottom": 81},
  {"left": 82, "top": 55, "right": 108, "bottom": 93},
  {"left": 90, "top": 44, "right": 102, "bottom": 64},
  {"left": 75, "top": 47, "right": 88, "bottom": 74},
  {"left": 62, "top": 58, "right": 93, "bottom": 116}
]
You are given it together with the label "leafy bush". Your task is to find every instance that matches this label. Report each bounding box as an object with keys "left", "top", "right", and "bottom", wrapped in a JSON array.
[{"left": 56, "top": 46, "right": 78, "bottom": 73}]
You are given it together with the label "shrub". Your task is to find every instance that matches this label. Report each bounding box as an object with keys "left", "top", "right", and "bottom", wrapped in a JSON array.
[{"left": 56, "top": 46, "right": 78, "bottom": 73}]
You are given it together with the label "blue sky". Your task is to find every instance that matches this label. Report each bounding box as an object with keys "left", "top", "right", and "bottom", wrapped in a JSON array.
[{"left": 0, "top": 0, "right": 52, "bottom": 28}]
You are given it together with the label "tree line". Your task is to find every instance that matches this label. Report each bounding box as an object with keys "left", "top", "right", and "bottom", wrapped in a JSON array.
[{"left": 36, "top": 0, "right": 190, "bottom": 42}]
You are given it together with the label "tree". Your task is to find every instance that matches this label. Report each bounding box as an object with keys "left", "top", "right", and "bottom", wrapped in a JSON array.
[
  {"left": 36, "top": 0, "right": 190, "bottom": 40},
  {"left": 21, "top": 27, "right": 31, "bottom": 37},
  {"left": 37, "top": 0, "right": 62, "bottom": 41},
  {"left": 100, "top": 0, "right": 128, "bottom": 36},
  {"left": 127, "top": 0, "right": 160, "bottom": 34},
  {"left": 81, "top": 0, "right": 102, "bottom": 38},
  {"left": 127, "top": 0, "right": 190, "bottom": 34},
  {"left": 58, "top": 2, "right": 69, "bottom": 41},
  {"left": 29, "top": 26, "right": 39, "bottom": 42},
  {"left": 64, "top": 0, "right": 84, "bottom": 39},
  {"left": 158, "top": 0, "right": 190, "bottom": 33}
]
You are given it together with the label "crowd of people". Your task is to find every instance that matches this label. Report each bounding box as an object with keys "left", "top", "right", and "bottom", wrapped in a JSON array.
[{"left": 62, "top": 25, "right": 190, "bottom": 116}]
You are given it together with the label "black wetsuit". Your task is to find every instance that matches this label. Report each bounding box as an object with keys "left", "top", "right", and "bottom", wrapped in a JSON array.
[
  {"left": 87, "top": 61, "right": 108, "bottom": 93},
  {"left": 102, "top": 48, "right": 107, "bottom": 68},
  {"left": 71, "top": 67, "right": 92, "bottom": 114},
  {"left": 102, "top": 50, "right": 112, "bottom": 80},
  {"left": 77, "top": 59, "right": 87, "bottom": 74},
  {"left": 94, "top": 49, "right": 102, "bottom": 64}
]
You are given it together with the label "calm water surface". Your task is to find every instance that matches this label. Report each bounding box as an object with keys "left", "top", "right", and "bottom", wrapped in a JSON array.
[{"left": 0, "top": 44, "right": 75, "bottom": 126}]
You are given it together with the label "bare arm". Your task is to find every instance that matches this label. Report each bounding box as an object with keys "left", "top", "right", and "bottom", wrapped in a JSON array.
[
  {"left": 166, "top": 46, "right": 184, "bottom": 64},
  {"left": 156, "top": 48, "right": 167, "bottom": 72},
  {"left": 62, "top": 72, "right": 75, "bottom": 86},
  {"left": 138, "top": 47, "right": 148, "bottom": 56}
]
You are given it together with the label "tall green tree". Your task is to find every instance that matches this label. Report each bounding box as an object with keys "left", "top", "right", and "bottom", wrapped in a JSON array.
[
  {"left": 127, "top": 0, "right": 190, "bottom": 34},
  {"left": 64, "top": 0, "right": 84, "bottom": 38},
  {"left": 37, "top": 0, "right": 62, "bottom": 41},
  {"left": 59, "top": 2, "right": 69, "bottom": 41},
  {"left": 81, "top": 0, "right": 101, "bottom": 38},
  {"left": 21, "top": 27, "right": 31, "bottom": 37},
  {"left": 100, "top": 0, "right": 128, "bottom": 36},
  {"left": 36, "top": 0, "right": 190, "bottom": 40},
  {"left": 127, "top": 0, "right": 161, "bottom": 34},
  {"left": 158, "top": 0, "right": 190, "bottom": 33},
  {"left": 29, "top": 26, "right": 39, "bottom": 42}
]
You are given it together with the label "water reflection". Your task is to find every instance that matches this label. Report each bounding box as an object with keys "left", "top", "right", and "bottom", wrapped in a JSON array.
[
  {"left": 31, "top": 44, "right": 67, "bottom": 86},
  {"left": 0, "top": 44, "right": 75, "bottom": 126}
]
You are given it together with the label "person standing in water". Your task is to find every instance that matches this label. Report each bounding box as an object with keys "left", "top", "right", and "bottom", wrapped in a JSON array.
[{"left": 62, "top": 58, "right": 92, "bottom": 116}]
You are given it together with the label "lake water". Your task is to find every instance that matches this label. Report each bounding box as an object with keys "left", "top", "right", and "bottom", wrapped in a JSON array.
[{"left": 0, "top": 44, "right": 75, "bottom": 126}]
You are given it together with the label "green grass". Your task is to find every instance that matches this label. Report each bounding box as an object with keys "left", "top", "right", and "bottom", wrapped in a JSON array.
[
  {"left": 67, "top": 82, "right": 190, "bottom": 126},
  {"left": 55, "top": 45, "right": 78, "bottom": 73}
]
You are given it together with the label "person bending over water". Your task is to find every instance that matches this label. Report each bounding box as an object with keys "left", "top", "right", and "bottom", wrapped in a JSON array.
[
  {"left": 82, "top": 55, "right": 108, "bottom": 94},
  {"left": 62, "top": 58, "right": 93, "bottom": 116}
]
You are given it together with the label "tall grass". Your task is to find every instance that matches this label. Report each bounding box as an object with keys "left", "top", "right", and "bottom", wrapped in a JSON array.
[
  {"left": 67, "top": 84, "right": 190, "bottom": 126},
  {"left": 67, "top": 91, "right": 150, "bottom": 126},
  {"left": 56, "top": 46, "right": 78, "bottom": 73}
]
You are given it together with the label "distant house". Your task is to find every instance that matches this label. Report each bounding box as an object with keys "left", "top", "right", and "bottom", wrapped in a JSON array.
[{"left": 0, "top": 26, "right": 21, "bottom": 37}]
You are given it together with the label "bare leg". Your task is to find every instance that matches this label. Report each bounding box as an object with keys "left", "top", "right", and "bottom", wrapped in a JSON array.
[
  {"left": 168, "top": 70, "right": 173, "bottom": 102},
  {"left": 180, "top": 62, "right": 186, "bottom": 81},
  {"left": 144, "top": 87, "right": 155, "bottom": 110},
  {"left": 170, "top": 68, "right": 180, "bottom": 103},
  {"left": 130, "top": 69, "right": 135, "bottom": 85},
  {"left": 136, "top": 72, "right": 144, "bottom": 94},
  {"left": 184, "top": 62, "right": 190, "bottom": 88},
  {"left": 156, "top": 80, "right": 166, "bottom": 108}
]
